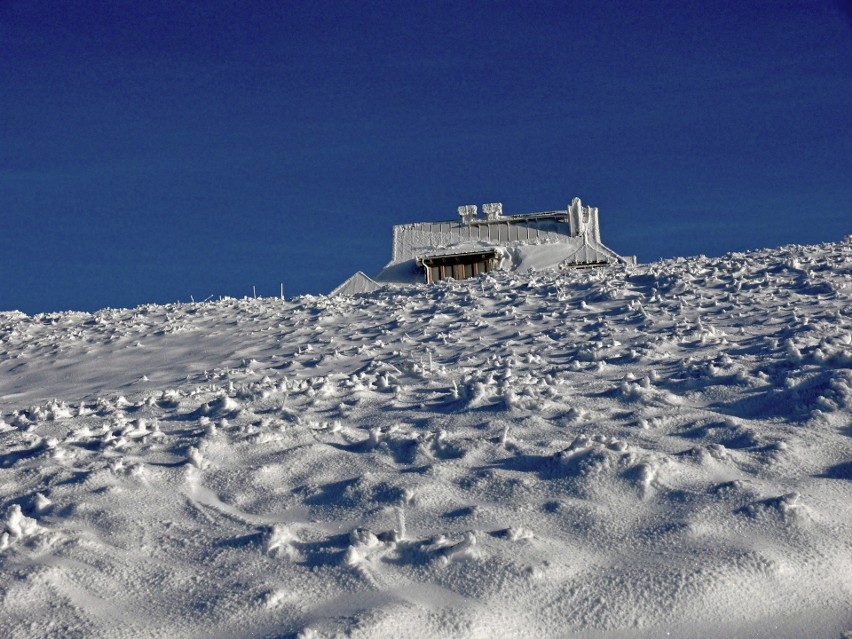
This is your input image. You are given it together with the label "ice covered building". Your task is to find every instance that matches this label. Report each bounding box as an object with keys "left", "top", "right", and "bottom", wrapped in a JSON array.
[{"left": 332, "top": 197, "right": 635, "bottom": 295}]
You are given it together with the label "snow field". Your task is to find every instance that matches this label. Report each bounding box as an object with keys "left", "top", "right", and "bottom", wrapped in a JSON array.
[{"left": 1, "top": 240, "right": 851, "bottom": 637}]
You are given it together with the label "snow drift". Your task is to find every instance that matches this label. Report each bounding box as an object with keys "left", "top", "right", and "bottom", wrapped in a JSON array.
[{"left": 1, "top": 240, "right": 851, "bottom": 638}]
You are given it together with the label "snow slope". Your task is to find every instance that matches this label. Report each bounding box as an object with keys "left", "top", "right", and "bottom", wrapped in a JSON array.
[{"left": 1, "top": 240, "right": 851, "bottom": 638}]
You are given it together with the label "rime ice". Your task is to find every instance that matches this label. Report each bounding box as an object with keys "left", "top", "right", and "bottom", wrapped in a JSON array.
[{"left": 334, "top": 197, "right": 635, "bottom": 294}]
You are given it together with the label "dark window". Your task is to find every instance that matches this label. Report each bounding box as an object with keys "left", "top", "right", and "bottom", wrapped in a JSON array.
[{"left": 420, "top": 251, "right": 498, "bottom": 283}]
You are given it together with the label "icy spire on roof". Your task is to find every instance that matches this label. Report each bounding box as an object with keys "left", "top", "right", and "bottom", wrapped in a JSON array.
[{"left": 569, "top": 197, "right": 597, "bottom": 237}]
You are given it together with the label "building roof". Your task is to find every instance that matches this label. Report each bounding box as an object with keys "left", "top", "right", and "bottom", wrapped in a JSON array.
[{"left": 330, "top": 271, "right": 382, "bottom": 296}]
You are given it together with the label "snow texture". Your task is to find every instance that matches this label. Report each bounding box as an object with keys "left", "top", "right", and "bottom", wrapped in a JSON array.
[{"left": 1, "top": 240, "right": 852, "bottom": 638}]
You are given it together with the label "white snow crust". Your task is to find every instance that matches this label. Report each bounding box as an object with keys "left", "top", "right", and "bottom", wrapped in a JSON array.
[{"left": 2, "top": 241, "right": 852, "bottom": 638}]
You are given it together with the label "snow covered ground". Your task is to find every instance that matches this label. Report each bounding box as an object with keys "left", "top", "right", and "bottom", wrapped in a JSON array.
[{"left": 2, "top": 240, "right": 851, "bottom": 638}]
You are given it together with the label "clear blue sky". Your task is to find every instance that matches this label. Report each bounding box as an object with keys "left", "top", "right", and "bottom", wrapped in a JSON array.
[{"left": 2, "top": 0, "right": 850, "bottom": 314}]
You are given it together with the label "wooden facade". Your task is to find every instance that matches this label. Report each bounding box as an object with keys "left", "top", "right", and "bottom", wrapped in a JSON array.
[{"left": 419, "top": 250, "right": 499, "bottom": 284}]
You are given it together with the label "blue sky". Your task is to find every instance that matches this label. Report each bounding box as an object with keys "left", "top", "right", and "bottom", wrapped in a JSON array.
[{"left": 2, "top": 0, "right": 850, "bottom": 314}]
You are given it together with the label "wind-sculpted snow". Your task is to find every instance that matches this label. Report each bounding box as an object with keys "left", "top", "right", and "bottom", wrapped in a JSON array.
[{"left": 1, "top": 241, "right": 851, "bottom": 638}]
